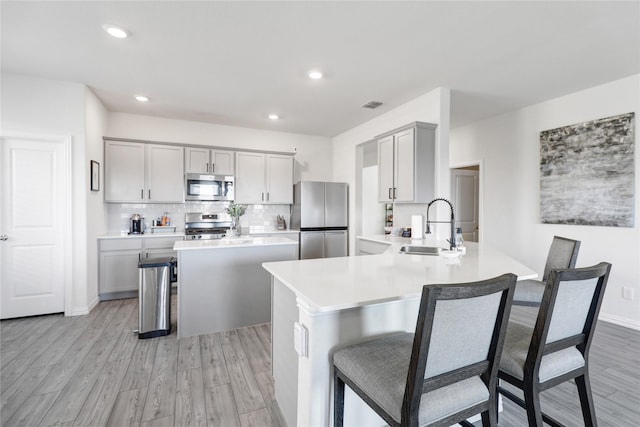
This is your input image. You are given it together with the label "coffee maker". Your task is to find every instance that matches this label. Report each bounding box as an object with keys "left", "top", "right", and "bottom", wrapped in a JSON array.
[{"left": 129, "top": 214, "right": 144, "bottom": 234}]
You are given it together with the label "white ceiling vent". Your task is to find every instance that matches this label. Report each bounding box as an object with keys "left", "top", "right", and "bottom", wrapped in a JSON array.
[{"left": 361, "top": 100, "right": 383, "bottom": 109}]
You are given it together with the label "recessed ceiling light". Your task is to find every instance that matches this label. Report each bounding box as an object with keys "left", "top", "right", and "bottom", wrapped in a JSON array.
[
  {"left": 268, "top": 114, "right": 280, "bottom": 120},
  {"left": 103, "top": 24, "right": 129, "bottom": 39},
  {"left": 308, "top": 70, "right": 323, "bottom": 80},
  {"left": 135, "top": 95, "right": 149, "bottom": 102}
]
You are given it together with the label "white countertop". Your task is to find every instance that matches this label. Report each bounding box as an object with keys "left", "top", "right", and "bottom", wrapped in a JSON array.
[
  {"left": 246, "top": 228, "right": 299, "bottom": 235},
  {"left": 262, "top": 240, "right": 537, "bottom": 313},
  {"left": 98, "top": 230, "right": 298, "bottom": 240},
  {"left": 174, "top": 236, "right": 299, "bottom": 251},
  {"left": 98, "top": 232, "right": 185, "bottom": 239}
]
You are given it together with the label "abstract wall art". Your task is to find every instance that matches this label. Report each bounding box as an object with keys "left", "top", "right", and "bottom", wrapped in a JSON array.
[{"left": 540, "top": 112, "right": 635, "bottom": 227}]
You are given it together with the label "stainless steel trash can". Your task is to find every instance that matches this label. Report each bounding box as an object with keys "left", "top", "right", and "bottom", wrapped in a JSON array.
[{"left": 137, "top": 257, "right": 175, "bottom": 339}]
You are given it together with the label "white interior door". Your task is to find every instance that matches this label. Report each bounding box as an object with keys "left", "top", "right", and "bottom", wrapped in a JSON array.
[
  {"left": 1, "top": 135, "right": 69, "bottom": 319},
  {"left": 451, "top": 168, "right": 479, "bottom": 242}
]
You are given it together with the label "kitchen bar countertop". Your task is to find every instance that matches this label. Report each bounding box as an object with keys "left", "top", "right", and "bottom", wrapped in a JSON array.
[
  {"left": 263, "top": 240, "right": 537, "bottom": 313},
  {"left": 266, "top": 239, "right": 537, "bottom": 427}
]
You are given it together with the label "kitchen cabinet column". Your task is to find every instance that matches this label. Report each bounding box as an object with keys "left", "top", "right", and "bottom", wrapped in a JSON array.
[
  {"left": 235, "top": 152, "right": 266, "bottom": 203},
  {"left": 104, "top": 139, "right": 184, "bottom": 203},
  {"left": 146, "top": 144, "right": 184, "bottom": 202},
  {"left": 377, "top": 122, "right": 436, "bottom": 203},
  {"left": 104, "top": 140, "right": 145, "bottom": 202},
  {"left": 266, "top": 154, "right": 294, "bottom": 203},
  {"left": 236, "top": 152, "right": 293, "bottom": 204},
  {"left": 185, "top": 147, "right": 235, "bottom": 175}
]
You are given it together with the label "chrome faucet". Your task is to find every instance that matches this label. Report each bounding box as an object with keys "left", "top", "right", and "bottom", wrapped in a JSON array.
[{"left": 426, "top": 198, "right": 456, "bottom": 251}]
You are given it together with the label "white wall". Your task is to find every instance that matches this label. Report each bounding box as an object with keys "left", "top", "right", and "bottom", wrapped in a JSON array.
[
  {"left": 1, "top": 72, "right": 95, "bottom": 315},
  {"left": 450, "top": 74, "right": 640, "bottom": 329},
  {"left": 84, "top": 88, "right": 109, "bottom": 311},
  {"left": 332, "top": 88, "right": 451, "bottom": 253},
  {"left": 107, "top": 112, "right": 333, "bottom": 183}
]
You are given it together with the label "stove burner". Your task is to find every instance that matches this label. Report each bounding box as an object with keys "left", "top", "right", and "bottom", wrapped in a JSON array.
[{"left": 185, "top": 228, "right": 227, "bottom": 240}]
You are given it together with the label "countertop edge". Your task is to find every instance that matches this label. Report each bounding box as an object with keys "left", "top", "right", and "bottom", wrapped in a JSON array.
[
  {"left": 175, "top": 237, "right": 299, "bottom": 251},
  {"left": 99, "top": 230, "right": 299, "bottom": 240},
  {"left": 98, "top": 233, "right": 185, "bottom": 239}
]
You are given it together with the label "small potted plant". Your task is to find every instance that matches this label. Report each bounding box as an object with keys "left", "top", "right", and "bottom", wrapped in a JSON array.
[{"left": 225, "top": 203, "right": 247, "bottom": 237}]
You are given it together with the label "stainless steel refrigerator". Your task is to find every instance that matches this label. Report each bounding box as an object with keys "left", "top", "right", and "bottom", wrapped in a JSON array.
[{"left": 291, "top": 181, "right": 348, "bottom": 259}]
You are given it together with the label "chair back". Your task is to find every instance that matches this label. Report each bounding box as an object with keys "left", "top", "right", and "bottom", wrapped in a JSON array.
[
  {"left": 542, "top": 236, "right": 580, "bottom": 281},
  {"left": 402, "top": 273, "right": 517, "bottom": 423},
  {"left": 529, "top": 263, "right": 611, "bottom": 367}
]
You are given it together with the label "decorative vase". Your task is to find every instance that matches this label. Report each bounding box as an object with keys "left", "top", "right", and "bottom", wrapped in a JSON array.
[{"left": 229, "top": 216, "right": 241, "bottom": 237}]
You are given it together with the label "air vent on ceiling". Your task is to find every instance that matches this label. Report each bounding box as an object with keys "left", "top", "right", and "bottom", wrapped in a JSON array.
[{"left": 361, "top": 100, "right": 383, "bottom": 109}]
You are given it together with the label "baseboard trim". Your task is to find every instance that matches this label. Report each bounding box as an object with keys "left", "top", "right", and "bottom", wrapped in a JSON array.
[
  {"left": 599, "top": 313, "right": 640, "bottom": 331},
  {"left": 67, "top": 296, "right": 100, "bottom": 317},
  {"left": 87, "top": 296, "right": 100, "bottom": 312},
  {"left": 68, "top": 306, "right": 89, "bottom": 316}
]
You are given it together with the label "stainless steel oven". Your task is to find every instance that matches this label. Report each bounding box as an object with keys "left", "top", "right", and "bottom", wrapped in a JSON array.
[
  {"left": 184, "top": 212, "right": 232, "bottom": 240},
  {"left": 185, "top": 173, "right": 234, "bottom": 201}
]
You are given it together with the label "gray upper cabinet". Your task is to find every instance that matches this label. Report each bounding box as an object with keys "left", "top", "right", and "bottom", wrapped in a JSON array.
[
  {"left": 377, "top": 121, "right": 436, "bottom": 203},
  {"left": 104, "top": 140, "right": 145, "bottom": 202},
  {"left": 185, "top": 147, "right": 235, "bottom": 175},
  {"left": 236, "top": 152, "right": 293, "bottom": 204},
  {"left": 105, "top": 140, "right": 184, "bottom": 203}
]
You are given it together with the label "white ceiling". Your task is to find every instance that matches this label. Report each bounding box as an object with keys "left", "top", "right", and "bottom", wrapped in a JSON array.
[{"left": 2, "top": 1, "right": 639, "bottom": 137}]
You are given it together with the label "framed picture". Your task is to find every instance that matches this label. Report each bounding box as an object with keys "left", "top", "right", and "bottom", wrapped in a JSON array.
[
  {"left": 90, "top": 160, "right": 100, "bottom": 191},
  {"left": 540, "top": 112, "right": 635, "bottom": 227}
]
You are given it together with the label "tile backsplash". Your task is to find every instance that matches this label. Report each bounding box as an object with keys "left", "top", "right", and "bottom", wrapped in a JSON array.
[{"left": 106, "top": 202, "right": 292, "bottom": 234}]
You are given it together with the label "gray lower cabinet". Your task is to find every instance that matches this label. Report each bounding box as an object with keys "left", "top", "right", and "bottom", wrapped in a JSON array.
[{"left": 99, "top": 236, "right": 182, "bottom": 300}]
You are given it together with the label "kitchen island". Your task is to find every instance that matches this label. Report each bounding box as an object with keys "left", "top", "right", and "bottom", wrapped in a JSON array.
[
  {"left": 262, "top": 240, "right": 537, "bottom": 427},
  {"left": 174, "top": 236, "right": 298, "bottom": 338}
]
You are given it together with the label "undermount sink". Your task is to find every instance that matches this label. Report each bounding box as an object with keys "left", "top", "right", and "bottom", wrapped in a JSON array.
[{"left": 399, "top": 245, "right": 443, "bottom": 255}]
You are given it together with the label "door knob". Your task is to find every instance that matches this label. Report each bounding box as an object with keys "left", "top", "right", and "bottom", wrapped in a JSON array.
[{"left": 0, "top": 235, "right": 8, "bottom": 241}]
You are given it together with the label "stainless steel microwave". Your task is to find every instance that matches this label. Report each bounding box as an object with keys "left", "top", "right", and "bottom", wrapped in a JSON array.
[{"left": 185, "top": 174, "right": 234, "bottom": 201}]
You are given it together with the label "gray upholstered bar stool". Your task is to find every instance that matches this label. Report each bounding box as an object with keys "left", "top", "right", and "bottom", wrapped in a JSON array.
[
  {"left": 513, "top": 235, "right": 580, "bottom": 306},
  {"left": 498, "top": 262, "right": 611, "bottom": 426},
  {"left": 332, "top": 274, "right": 517, "bottom": 427}
]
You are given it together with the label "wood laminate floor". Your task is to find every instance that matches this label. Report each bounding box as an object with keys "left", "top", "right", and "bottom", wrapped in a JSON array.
[{"left": 1, "top": 300, "right": 639, "bottom": 426}]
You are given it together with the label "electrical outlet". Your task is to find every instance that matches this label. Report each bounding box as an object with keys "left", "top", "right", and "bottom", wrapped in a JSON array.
[
  {"left": 293, "top": 322, "right": 308, "bottom": 357},
  {"left": 622, "top": 287, "right": 635, "bottom": 301}
]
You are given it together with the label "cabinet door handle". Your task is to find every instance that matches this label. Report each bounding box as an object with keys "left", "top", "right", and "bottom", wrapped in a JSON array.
[
  {"left": 146, "top": 252, "right": 149, "bottom": 259},
  {"left": 138, "top": 253, "right": 141, "bottom": 261},
  {"left": 148, "top": 189, "right": 151, "bottom": 199},
  {"left": 206, "top": 162, "right": 209, "bottom": 173},
  {"left": 141, "top": 189, "right": 144, "bottom": 199},
  {"left": 266, "top": 192, "right": 269, "bottom": 201},
  {"left": 393, "top": 187, "right": 397, "bottom": 199},
  {"left": 211, "top": 163, "right": 215, "bottom": 173},
  {"left": 261, "top": 192, "right": 264, "bottom": 201},
  {"left": 388, "top": 188, "right": 392, "bottom": 200}
]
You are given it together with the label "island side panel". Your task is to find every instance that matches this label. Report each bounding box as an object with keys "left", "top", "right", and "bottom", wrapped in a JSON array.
[
  {"left": 271, "top": 277, "right": 300, "bottom": 427},
  {"left": 294, "top": 298, "right": 421, "bottom": 427},
  {"left": 178, "top": 244, "right": 297, "bottom": 338}
]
